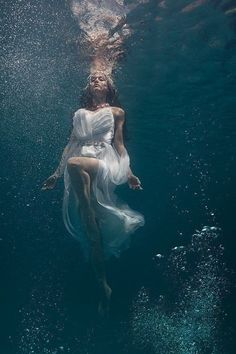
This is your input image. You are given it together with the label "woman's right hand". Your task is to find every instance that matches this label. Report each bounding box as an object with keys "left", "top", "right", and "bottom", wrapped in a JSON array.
[{"left": 41, "top": 174, "right": 58, "bottom": 191}]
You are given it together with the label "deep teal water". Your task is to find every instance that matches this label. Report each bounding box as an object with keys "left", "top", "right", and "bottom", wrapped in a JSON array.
[{"left": 1, "top": 1, "right": 236, "bottom": 353}]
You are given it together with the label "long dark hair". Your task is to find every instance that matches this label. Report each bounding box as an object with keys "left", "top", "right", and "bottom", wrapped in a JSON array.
[{"left": 80, "top": 73, "right": 121, "bottom": 109}]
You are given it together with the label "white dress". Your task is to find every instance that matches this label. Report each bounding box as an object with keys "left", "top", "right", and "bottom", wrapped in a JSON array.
[{"left": 62, "top": 107, "right": 145, "bottom": 259}]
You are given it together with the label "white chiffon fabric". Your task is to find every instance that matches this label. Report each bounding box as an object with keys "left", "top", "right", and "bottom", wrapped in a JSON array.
[{"left": 62, "top": 107, "right": 145, "bottom": 259}]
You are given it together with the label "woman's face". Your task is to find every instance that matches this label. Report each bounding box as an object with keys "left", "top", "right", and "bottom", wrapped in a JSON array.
[{"left": 89, "top": 72, "right": 108, "bottom": 95}]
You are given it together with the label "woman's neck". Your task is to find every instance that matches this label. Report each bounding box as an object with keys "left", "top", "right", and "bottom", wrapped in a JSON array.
[{"left": 91, "top": 97, "right": 109, "bottom": 110}]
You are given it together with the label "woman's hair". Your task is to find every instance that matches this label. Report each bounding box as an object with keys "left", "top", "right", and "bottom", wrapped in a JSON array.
[{"left": 80, "top": 73, "right": 121, "bottom": 108}]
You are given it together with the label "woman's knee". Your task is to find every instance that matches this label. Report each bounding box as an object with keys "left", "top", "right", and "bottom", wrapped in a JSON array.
[
  {"left": 67, "top": 158, "right": 90, "bottom": 185},
  {"left": 67, "top": 157, "right": 98, "bottom": 177},
  {"left": 67, "top": 157, "right": 82, "bottom": 172}
]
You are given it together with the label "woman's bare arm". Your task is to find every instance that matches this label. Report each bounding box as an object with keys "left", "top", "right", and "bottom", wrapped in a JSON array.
[
  {"left": 113, "top": 108, "right": 126, "bottom": 154},
  {"left": 41, "top": 130, "right": 77, "bottom": 190},
  {"left": 54, "top": 130, "right": 77, "bottom": 178},
  {"left": 113, "top": 108, "right": 142, "bottom": 190}
]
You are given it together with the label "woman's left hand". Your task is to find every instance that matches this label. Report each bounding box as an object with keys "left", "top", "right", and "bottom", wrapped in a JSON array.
[{"left": 128, "top": 174, "right": 143, "bottom": 190}]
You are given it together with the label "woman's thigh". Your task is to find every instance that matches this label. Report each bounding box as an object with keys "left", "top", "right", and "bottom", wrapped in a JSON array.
[{"left": 68, "top": 156, "right": 100, "bottom": 179}]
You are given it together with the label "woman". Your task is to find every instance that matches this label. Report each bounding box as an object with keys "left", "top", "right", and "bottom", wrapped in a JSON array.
[{"left": 42, "top": 71, "right": 144, "bottom": 315}]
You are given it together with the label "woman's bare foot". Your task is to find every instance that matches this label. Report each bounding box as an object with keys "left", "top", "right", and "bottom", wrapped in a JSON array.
[{"left": 98, "top": 282, "right": 112, "bottom": 317}]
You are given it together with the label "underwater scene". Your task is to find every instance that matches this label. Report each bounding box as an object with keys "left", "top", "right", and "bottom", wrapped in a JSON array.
[{"left": 1, "top": 0, "right": 236, "bottom": 353}]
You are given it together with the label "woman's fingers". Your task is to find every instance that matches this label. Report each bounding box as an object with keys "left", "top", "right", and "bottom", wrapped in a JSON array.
[
  {"left": 134, "top": 185, "right": 143, "bottom": 190},
  {"left": 128, "top": 175, "right": 143, "bottom": 190},
  {"left": 41, "top": 182, "right": 50, "bottom": 190},
  {"left": 41, "top": 180, "right": 48, "bottom": 190},
  {"left": 42, "top": 184, "right": 53, "bottom": 191},
  {"left": 41, "top": 177, "right": 56, "bottom": 190},
  {"left": 129, "top": 182, "right": 143, "bottom": 190}
]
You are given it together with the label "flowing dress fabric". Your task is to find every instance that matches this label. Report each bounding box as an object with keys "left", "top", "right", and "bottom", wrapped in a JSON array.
[{"left": 63, "top": 107, "right": 145, "bottom": 259}]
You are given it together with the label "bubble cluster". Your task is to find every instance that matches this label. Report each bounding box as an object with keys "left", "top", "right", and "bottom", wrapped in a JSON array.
[
  {"left": 18, "top": 280, "right": 68, "bottom": 354},
  {"left": 132, "top": 226, "right": 228, "bottom": 354}
]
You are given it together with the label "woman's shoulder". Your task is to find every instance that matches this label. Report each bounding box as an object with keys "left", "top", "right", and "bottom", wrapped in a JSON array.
[
  {"left": 73, "top": 107, "right": 85, "bottom": 119},
  {"left": 111, "top": 106, "right": 125, "bottom": 120},
  {"left": 74, "top": 107, "right": 84, "bottom": 114}
]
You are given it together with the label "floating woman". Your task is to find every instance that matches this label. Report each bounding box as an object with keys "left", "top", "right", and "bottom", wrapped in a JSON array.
[
  {"left": 42, "top": 70, "right": 145, "bottom": 315},
  {"left": 42, "top": 1, "right": 144, "bottom": 314}
]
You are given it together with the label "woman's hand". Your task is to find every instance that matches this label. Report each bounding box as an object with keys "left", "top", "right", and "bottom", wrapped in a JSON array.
[
  {"left": 128, "top": 174, "right": 143, "bottom": 190},
  {"left": 41, "top": 174, "right": 58, "bottom": 191}
]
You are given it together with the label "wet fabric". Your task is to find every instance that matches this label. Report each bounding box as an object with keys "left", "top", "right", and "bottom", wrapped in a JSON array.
[{"left": 62, "top": 107, "right": 145, "bottom": 259}]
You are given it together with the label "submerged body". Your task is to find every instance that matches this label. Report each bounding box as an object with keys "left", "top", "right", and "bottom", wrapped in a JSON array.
[
  {"left": 42, "top": 72, "right": 144, "bottom": 315},
  {"left": 64, "top": 107, "right": 144, "bottom": 259}
]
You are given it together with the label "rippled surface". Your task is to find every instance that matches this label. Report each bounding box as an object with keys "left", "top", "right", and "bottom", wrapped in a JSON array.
[{"left": 1, "top": 1, "right": 236, "bottom": 353}]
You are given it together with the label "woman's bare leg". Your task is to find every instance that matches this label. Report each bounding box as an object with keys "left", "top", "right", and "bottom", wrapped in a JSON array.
[{"left": 67, "top": 156, "right": 112, "bottom": 315}]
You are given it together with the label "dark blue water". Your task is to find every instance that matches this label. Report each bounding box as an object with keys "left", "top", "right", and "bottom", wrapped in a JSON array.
[{"left": 1, "top": 1, "right": 236, "bottom": 353}]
